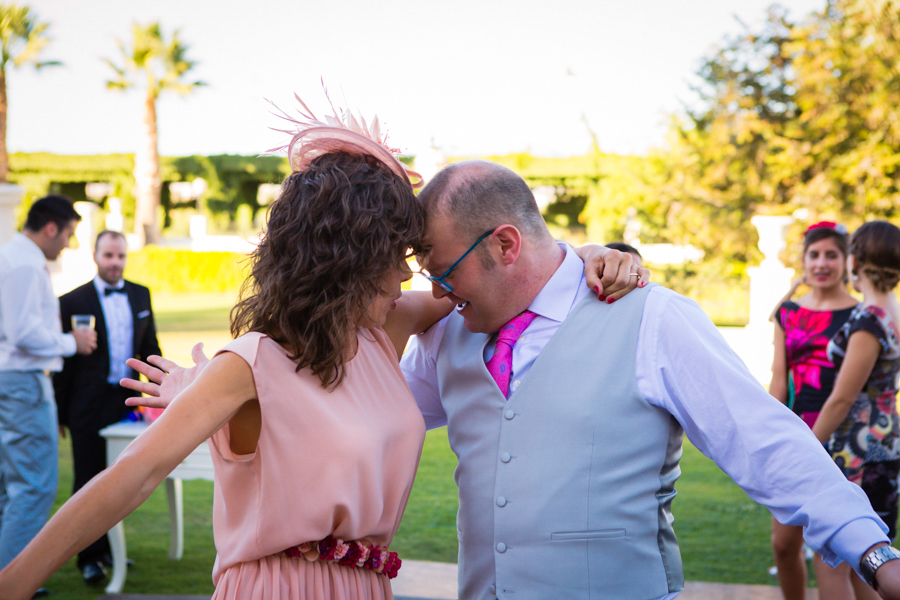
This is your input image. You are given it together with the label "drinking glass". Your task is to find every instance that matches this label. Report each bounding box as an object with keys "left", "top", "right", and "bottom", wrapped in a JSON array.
[{"left": 71, "top": 314, "right": 96, "bottom": 331}]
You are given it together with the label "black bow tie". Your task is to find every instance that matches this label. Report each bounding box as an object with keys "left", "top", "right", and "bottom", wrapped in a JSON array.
[{"left": 104, "top": 287, "right": 126, "bottom": 296}]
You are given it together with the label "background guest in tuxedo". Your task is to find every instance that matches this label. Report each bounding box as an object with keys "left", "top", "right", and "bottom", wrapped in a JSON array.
[{"left": 53, "top": 230, "right": 161, "bottom": 584}]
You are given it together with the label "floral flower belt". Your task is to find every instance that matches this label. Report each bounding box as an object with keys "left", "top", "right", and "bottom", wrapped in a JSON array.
[{"left": 284, "top": 535, "right": 402, "bottom": 579}]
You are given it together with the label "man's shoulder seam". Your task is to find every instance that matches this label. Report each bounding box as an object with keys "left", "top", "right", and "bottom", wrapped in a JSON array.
[
  {"left": 124, "top": 280, "right": 151, "bottom": 293},
  {"left": 61, "top": 281, "right": 96, "bottom": 300}
]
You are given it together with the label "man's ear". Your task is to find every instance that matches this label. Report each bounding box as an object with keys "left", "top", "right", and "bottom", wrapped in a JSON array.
[
  {"left": 491, "top": 225, "right": 522, "bottom": 266},
  {"left": 42, "top": 221, "right": 59, "bottom": 239}
]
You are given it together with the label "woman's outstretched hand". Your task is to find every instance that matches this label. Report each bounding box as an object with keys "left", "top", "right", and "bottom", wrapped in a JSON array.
[
  {"left": 121, "top": 342, "right": 210, "bottom": 409},
  {"left": 575, "top": 245, "right": 651, "bottom": 301}
]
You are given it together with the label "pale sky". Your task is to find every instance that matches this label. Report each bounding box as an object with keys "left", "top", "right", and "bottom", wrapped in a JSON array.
[{"left": 9, "top": 0, "right": 824, "bottom": 159}]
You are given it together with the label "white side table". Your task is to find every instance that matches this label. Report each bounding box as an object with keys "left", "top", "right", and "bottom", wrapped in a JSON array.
[{"left": 99, "top": 421, "right": 214, "bottom": 594}]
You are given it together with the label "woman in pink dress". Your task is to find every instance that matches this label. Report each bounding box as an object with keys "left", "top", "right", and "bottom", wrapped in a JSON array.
[
  {"left": 768, "top": 223, "right": 858, "bottom": 600},
  {"left": 0, "top": 96, "right": 646, "bottom": 600}
]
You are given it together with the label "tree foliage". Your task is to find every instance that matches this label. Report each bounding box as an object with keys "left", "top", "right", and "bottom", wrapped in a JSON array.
[
  {"left": 0, "top": 4, "right": 58, "bottom": 182},
  {"left": 8, "top": 152, "right": 290, "bottom": 232},
  {"left": 0, "top": 4, "right": 55, "bottom": 70},
  {"left": 781, "top": 0, "right": 900, "bottom": 221},
  {"left": 104, "top": 23, "right": 203, "bottom": 100},
  {"left": 105, "top": 22, "right": 204, "bottom": 246},
  {"left": 581, "top": 0, "right": 900, "bottom": 283}
]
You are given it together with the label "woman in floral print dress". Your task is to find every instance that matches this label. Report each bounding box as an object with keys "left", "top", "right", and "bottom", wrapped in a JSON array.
[
  {"left": 769, "top": 222, "right": 859, "bottom": 600},
  {"left": 812, "top": 221, "right": 900, "bottom": 600}
]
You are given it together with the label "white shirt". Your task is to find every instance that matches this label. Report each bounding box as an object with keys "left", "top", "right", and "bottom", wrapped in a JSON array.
[
  {"left": 0, "top": 233, "right": 76, "bottom": 371},
  {"left": 401, "top": 244, "right": 888, "bottom": 596},
  {"left": 93, "top": 275, "right": 133, "bottom": 384}
]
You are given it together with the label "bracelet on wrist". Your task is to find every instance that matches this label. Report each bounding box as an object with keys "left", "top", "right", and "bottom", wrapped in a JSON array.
[{"left": 860, "top": 545, "right": 900, "bottom": 590}]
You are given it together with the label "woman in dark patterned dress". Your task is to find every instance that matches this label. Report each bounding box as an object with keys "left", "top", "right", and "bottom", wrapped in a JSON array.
[
  {"left": 769, "top": 223, "right": 858, "bottom": 600},
  {"left": 811, "top": 221, "right": 900, "bottom": 600}
]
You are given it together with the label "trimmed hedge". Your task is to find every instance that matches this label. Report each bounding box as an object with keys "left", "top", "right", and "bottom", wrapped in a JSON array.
[
  {"left": 124, "top": 248, "right": 421, "bottom": 295},
  {"left": 125, "top": 247, "right": 249, "bottom": 294}
]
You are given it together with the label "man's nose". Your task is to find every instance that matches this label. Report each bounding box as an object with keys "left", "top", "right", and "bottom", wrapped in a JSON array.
[{"left": 431, "top": 282, "right": 449, "bottom": 299}]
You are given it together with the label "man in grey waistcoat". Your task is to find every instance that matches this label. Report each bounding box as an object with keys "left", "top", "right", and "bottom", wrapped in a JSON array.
[
  {"left": 399, "top": 160, "right": 900, "bottom": 599},
  {"left": 119, "top": 159, "right": 900, "bottom": 599}
]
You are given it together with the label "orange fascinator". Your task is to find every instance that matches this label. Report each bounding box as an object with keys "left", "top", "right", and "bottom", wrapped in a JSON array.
[{"left": 266, "top": 85, "right": 422, "bottom": 190}]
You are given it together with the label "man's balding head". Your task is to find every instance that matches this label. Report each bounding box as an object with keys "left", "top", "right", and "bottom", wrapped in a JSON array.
[
  {"left": 417, "top": 161, "right": 564, "bottom": 334},
  {"left": 418, "top": 161, "right": 551, "bottom": 251}
]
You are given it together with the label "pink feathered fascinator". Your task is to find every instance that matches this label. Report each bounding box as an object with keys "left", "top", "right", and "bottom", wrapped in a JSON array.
[{"left": 265, "top": 86, "right": 422, "bottom": 190}]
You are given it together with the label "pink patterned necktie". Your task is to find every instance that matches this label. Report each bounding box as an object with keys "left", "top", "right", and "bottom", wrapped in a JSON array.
[{"left": 486, "top": 310, "right": 537, "bottom": 398}]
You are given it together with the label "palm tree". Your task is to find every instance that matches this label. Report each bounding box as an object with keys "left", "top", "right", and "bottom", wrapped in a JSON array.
[
  {"left": 105, "top": 23, "right": 203, "bottom": 246},
  {"left": 0, "top": 4, "right": 59, "bottom": 183}
]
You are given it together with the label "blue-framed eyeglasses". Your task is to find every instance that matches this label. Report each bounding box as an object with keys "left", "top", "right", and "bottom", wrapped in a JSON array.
[{"left": 417, "top": 229, "right": 495, "bottom": 293}]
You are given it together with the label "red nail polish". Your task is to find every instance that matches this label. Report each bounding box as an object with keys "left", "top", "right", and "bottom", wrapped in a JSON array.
[
  {"left": 639, "top": 280, "right": 646, "bottom": 288},
  {"left": 598, "top": 295, "right": 606, "bottom": 301},
  {"left": 607, "top": 297, "right": 616, "bottom": 304},
  {"left": 594, "top": 286, "right": 601, "bottom": 295}
]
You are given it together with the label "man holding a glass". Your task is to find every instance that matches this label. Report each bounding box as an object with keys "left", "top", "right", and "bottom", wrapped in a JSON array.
[
  {"left": 53, "top": 229, "right": 161, "bottom": 584},
  {"left": 0, "top": 195, "right": 97, "bottom": 588}
]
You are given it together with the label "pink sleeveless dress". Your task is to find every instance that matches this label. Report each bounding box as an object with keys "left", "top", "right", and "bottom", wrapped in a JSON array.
[{"left": 208, "top": 330, "right": 425, "bottom": 600}]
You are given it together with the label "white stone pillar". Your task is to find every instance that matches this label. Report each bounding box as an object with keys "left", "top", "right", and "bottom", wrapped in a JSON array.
[
  {"left": 51, "top": 201, "right": 99, "bottom": 296},
  {"left": 73, "top": 201, "right": 98, "bottom": 251},
  {"left": 748, "top": 215, "right": 796, "bottom": 329},
  {"left": 0, "top": 184, "right": 24, "bottom": 247},
  {"left": 190, "top": 214, "right": 207, "bottom": 240},
  {"left": 106, "top": 197, "right": 125, "bottom": 232},
  {"left": 736, "top": 215, "right": 795, "bottom": 385}
]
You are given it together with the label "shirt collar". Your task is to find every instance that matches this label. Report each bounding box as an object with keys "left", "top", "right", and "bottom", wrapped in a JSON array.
[
  {"left": 13, "top": 233, "right": 48, "bottom": 266},
  {"left": 94, "top": 274, "right": 124, "bottom": 296},
  {"left": 527, "top": 243, "right": 585, "bottom": 323}
]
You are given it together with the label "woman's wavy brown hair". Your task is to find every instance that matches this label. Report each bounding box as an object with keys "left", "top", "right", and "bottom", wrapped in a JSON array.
[{"left": 230, "top": 151, "right": 424, "bottom": 388}]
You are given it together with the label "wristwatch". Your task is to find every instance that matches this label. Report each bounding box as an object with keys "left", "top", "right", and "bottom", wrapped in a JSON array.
[{"left": 860, "top": 545, "right": 900, "bottom": 589}]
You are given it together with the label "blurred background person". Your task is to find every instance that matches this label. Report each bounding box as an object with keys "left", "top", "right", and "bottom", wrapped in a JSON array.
[
  {"left": 0, "top": 196, "right": 96, "bottom": 588},
  {"left": 53, "top": 230, "right": 161, "bottom": 585},
  {"left": 810, "top": 221, "right": 900, "bottom": 600},
  {"left": 605, "top": 241, "right": 643, "bottom": 268},
  {"left": 768, "top": 222, "right": 858, "bottom": 600}
]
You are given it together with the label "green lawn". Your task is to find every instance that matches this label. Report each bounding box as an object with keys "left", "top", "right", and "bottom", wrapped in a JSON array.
[
  {"left": 676, "top": 442, "right": 779, "bottom": 584},
  {"left": 45, "top": 430, "right": 790, "bottom": 598},
  {"left": 41, "top": 294, "right": 828, "bottom": 595},
  {"left": 44, "top": 440, "right": 218, "bottom": 599},
  {"left": 152, "top": 292, "right": 237, "bottom": 333},
  {"left": 153, "top": 292, "right": 236, "bottom": 365}
]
